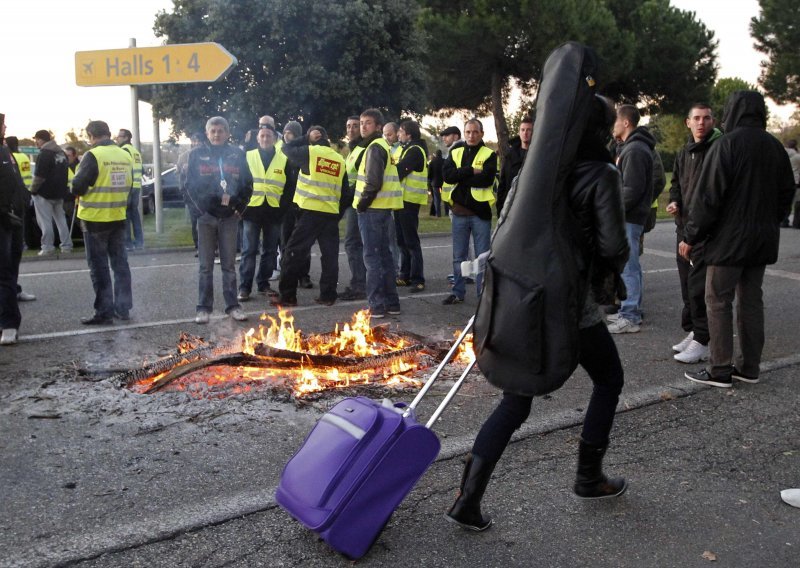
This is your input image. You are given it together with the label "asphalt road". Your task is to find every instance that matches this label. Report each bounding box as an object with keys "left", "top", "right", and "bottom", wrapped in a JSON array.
[{"left": 2, "top": 221, "right": 799, "bottom": 567}]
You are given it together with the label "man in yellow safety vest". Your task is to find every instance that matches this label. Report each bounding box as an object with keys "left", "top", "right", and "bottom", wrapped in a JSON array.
[
  {"left": 116, "top": 129, "right": 144, "bottom": 250},
  {"left": 394, "top": 119, "right": 428, "bottom": 292}
]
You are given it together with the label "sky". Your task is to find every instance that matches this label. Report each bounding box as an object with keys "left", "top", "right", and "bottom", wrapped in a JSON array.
[{"left": 1, "top": 0, "right": 795, "bottom": 144}]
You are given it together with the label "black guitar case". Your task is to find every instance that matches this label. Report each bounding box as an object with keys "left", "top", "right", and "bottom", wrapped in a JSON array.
[{"left": 473, "top": 42, "right": 599, "bottom": 396}]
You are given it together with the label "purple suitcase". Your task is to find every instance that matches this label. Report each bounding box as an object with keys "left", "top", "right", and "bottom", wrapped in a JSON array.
[{"left": 276, "top": 317, "right": 476, "bottom": 559}]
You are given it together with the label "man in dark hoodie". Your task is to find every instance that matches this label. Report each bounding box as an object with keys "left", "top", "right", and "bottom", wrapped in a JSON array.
[
  {"left": 607, "top": 104, "right": 654, "bottom": 333},
  {"left": 0, "top": 114, "right": 28, "bottom": 345},
  {"left": 666, "top": 103, "right": 722, "bottom": 364},
  {"left": 32, "top": 130, "right": 72, "bottom": 255},
  {"left": 683, "top": 91, "right": 795, "bottom": 388},
  {"left": 496, "top": 115, "right": 533, "bottom": 215}
]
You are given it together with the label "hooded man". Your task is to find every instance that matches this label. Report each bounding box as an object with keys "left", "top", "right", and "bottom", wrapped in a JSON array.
[
  {"left": 31, "top": 130, "right": 72, "bottom": 255},
  {"left": 683, "top": 91, "right": 795, "bottom": 388},
  {"left": 607, "top": 104, "right": 655, "bottom": 333}
]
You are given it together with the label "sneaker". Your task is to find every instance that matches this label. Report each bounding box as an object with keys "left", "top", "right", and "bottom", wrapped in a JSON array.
[
  {"left": 195, "top": 311, "right": 210, "bottom": 324},
  {"left": 607, "top": 318, "right": 640, "bottom": 334},
  {"left": 114, "top": 311, "right": 130, "bottom": 321},
  {"left": 60, "top": 248, "right": 73, "bottom": 254},
  {"left": 338, "top": 288, "right": 366, "bottom": 301},
  {"left": 409, "top": 283, "right": 425, "bottom": 293},
  {"left": 371, "top": 310, "right": 386, "bottom": 319},
  {"left": 237, "top": 290, "right": 251, "bottom": 301},
  {"left": 298, "top": 276, "right": 313, "bottom": 289},
  {"left": 396, "top": 278, "right": 409, "bottom": 287},
  {"left": 605, "top": 312, "right": 623, "bottom": 323},
  {"left": 37, "top": 249, "right": 56, "bottom": 257},
  {"left": 673, "top": 340, "right": 709, "bottom": 364},
  {"left": 672, "top": 331, "right": 695, "bottom": 353},
  {"left": 229, "top": 308, "right": 248, "bottom": 321},
  {"left": 442, "top": 294, "right": 463, "bottom": 305},
  {"left": 731, "top": 367, "right": 760, "bottom": 384},
  {"left": 685, "top": 369, "right": 732, "bottom": 388},
  {"left": 446, "top": 274, "right": 455, "bottom": 283},
  {"left": 387, "top": 306, "right": 401, "bottom": 315},
  {"left": 16, "top": 291, "right": 36, "bottom": 302},
  {"left": 0, "top": 328, "right": 18, "bottom": 345}
]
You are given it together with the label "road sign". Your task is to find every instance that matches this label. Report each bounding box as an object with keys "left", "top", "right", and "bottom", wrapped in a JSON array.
[{"left": 75, "top": 42, "right": 237, "bottom": 87}]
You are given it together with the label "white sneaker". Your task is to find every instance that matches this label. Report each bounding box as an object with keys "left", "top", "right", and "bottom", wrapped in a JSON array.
[
  {"left": 269, "top": 270, "right": 280, "bottom": 282},
  {"left": 672, "top": 331, "right": 694, "bottom": 352},
  {"left": 605, "top": 312, "right": 623, "bottom": 322},
  {"left": 37, "top": 249, "right": 56, "bottom": 256},
  {"left": 195, "top": 311, "right": 210, "bottom": 324},
  {"left": 1, "top": 328, "right": 18, "bottom": 345},
  {"left": 673, "top": 340, "right": 709, "bottom": 363},
  {"left": 17, "top": 291, "right": 36, "bottom": 302},
  {"left": 229, "top": 308, "right": 248, "bottom": 321},
  {"left": 607, "top": 317, "right": 640, "bottom": 334}
]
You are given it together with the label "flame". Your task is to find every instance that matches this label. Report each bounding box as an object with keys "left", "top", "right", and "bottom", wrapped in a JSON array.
[{"left": 455, "top": 332, "right": 475, "bottom": 364}]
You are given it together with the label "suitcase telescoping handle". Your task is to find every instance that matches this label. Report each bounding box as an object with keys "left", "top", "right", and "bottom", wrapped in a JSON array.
[{"left": 404, "top": 315, "right": 476, "bottom": 429}]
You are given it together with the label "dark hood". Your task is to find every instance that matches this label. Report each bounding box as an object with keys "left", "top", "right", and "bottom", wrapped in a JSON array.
[
  {"left": 722, "top": 90, "right": 767, "bottom": 132},
  {"left": 625, "top": 126, "right": 656, "bottom": 150}
]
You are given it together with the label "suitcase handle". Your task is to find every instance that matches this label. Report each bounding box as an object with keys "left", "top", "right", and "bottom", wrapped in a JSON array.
[{"left": 403, "top": 315, "right": 475, "bottom": 427}]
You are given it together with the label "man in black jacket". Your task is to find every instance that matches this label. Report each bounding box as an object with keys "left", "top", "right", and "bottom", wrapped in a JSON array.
[
  {"left": 0, "top": 115, "right": 28, "bottom": 345},
  {"left": 683, "top": 91, "right": 795, "bottom": 388},
  {"left": 496, "top": 116, "right": 533, "bottom": 215},
  {"left": 666, "top": 103, "right": 722, "bottom": 364},
  {"left": 31, "top": 130, "right": 72, "bottom": 255},
  {"left": 607, "top": 105, "right": 654, "bottom": 333}
]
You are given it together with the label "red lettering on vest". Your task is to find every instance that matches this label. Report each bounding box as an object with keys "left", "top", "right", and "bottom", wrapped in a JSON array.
[{"left": 315, "top": 157, "right": 341, "bottom": 177}]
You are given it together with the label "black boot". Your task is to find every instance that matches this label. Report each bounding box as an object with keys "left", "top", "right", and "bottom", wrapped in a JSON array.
[
  {"left": 574, "top": 438, "right": 627, "bottom": 499},
  {"left": 445, "top": 454, "right": 495, "bottom": 531}
]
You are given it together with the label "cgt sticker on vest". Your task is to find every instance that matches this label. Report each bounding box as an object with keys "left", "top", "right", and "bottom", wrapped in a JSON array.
[{"left": 314, "top": 157, "right": 341, "bottom": 177}]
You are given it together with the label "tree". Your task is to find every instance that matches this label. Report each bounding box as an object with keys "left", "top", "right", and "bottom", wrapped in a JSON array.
[
  {"left": 420, "top": 0, "right": 717, "bottom": 154},
  {"left": 710, "top": 77, "right": 760, "bottom": 123},
  {"left": 751, "top": 0, "right": 800, "bottom": 104},
  {"left": 150, "top": 0, "right": 429, "bottom": 140}
]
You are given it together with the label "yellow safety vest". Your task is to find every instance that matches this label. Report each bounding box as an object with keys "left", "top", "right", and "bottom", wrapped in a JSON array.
[
  {"left": 246, "top": 148, "right": 287, "bottom": 207},
  {"left": 345, "top": 145, "right": 365, "bottom": 190},
  {"left": 12, "top": 152, "right": 32, "bottom": 190},
  {"left": 120, "top": 143, "right": 143, "bottom": 190},
  {"left": 390, "top": 143, "right": 403, "bottom": 165},
  {"left": 355, "top": 138, "right": 403, "bottom": 210},
  {"left": 77, "top": 145, "right": 133, "bottom": 222},
  {"left": 442, "top": 145, "right": 496, "bottom": 207},
  {"left": 294, "top": 145, "right": 346, "bottom": 214},
  {"left": 399, "top": 144, "right": 429, "bottom": 206}
]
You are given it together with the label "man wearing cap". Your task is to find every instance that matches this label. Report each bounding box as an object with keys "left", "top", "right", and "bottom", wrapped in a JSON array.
[
  {"left": 238, "top": 122, "right": 286, "bottom": 301},
  {"left": 441, "top": 118, "right": 496, "bottom": 305},
  {"left": 70, "top": 120, "right": 134, "bottom": 325},
  {"left": 274, "top": 126, "right": 348, "bottom": 306},
  {"left": 115, "top": 129, "right": 144, "bottom": 250},
  {"left": 355, "top": 108, "right": 403, "bottom": 318},
  {"left": 30, "top": 130, "right": 72, "bottom": 256}
]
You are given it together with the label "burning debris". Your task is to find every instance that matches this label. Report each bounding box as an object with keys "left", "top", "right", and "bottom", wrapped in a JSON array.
[{"left": 112, "top": 309, "right": 474, "bottom": 400}]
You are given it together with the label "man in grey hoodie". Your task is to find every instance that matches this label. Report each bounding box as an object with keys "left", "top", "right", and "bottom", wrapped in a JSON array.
[{"left": 607, "top": 105, "right": 654, "bottom": 333}]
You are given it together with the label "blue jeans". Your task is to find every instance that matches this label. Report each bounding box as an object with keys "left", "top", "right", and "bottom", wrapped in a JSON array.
[
  {"left": 358, "top": 209, "right": 400, "bottom": 313},
  {"left": 239, "top": 218, "right": 280, "bottom": 293},
  {"left": 619, "top": 222, "right": 644, "bottom": 324},
  {"left": 0, "top": 221, "right": 23, "bottom": 329},
  {"left": 83, "top": 221, "right": 132, "bottom": 318},
  {"left": 451, "top": 214, "right": 491, "bottom": 299},
  {"left": 344, "top": 206, "right": 366, "bottom": 293},
  {"left": 126, "top": 188, "right": 144, "bottom": 248},
  {"left": 197, "top": 213, "right": 239, "bottom": 313}
]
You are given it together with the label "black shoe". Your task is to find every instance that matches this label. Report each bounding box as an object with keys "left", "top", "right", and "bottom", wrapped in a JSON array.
[
  {"left": 445, "top": 454, "right": 495, "bottom": 531},
  {"left": 114, "top": 311, "right": 130, "bottom": 321},
  {"left": 81, "top": 314, "right": 114, "bottom": 325},
  {"left": 371, "top": 310, "right": 386, "bottom": 319},
  {"left": 299, "top": 276, "right": 313, "bottom": 289},
  {"left": 338, "top": 288, "right": 366, "bottom": 301},
  {"left": 684, "top": 369, "right": 732, "bottom": 388},
  {"left": 574, "top": 439, "right": 627, "bottom": 499},
  {"left": 731, "top": 366, "right": 759, "bottom": 384},
  {"left": 387, "top": 306, "right": 401, "bottom": 315},
  {"left": 442, "top": 294, "right": 463, "bottom": 305},
  {"left": 314, "top": 297, "right": 335, "bottom": 306},
  {"left": 270, "top": 297, "right": 297, "bottom": 307},
  {"left": 409, "top": 283, "right": 425, "bottom": 293}
]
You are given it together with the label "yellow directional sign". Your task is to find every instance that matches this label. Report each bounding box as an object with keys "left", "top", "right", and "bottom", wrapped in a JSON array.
[{"left": 75, "top": 42, "right": 237, "bottom": 87}]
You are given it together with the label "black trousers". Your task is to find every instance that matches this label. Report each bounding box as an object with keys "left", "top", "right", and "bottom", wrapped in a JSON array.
[
  {"left": 279, "top": 209, "right": 338, "bottom": 301},
  {"left": 471, "top": 322, "right": 624, "bottom": 464},
  {"left": 280, "top": 204, "right": 310, "bottom": 279},
  {"left": 676, "top": 235, "right": 709, "bottom": 344},
  {"left": 0, "top": 221, "right": 24, "bottom": 329}
]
